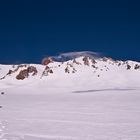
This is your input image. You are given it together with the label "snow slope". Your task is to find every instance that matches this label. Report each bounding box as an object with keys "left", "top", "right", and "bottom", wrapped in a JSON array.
[
  {"left": 1, "top": 87, "right": 140, "bottom": 140},
  {"left": 0, "top": 56, "right": 140, "bottom": 90},
  {"left": 0, "top": 55, "right": 140, "bottom": 140}
]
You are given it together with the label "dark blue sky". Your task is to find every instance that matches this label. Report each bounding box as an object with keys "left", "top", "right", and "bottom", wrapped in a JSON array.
[{"left": 0, "top": 0, "right": 140, "bottom": 64}]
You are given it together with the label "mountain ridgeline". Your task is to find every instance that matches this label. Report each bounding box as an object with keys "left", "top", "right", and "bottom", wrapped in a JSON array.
[
  {"left": 0, "top": 56, "right": 140, "bottom": 80},
  {"left": 0, "top": 55, "right": 140, "bottom": 90}
]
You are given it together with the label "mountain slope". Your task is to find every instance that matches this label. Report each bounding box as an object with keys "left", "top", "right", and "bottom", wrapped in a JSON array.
[
  {"left": 0, "top": 56, "right": 140, "bottom": 90},
  {"left": 1, "top": 55, "right": 140, "bottom": 140}
]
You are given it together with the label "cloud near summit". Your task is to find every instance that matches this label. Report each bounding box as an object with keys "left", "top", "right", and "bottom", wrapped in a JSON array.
[{"left": 51, "top": 51, "right": 102, "bottom": 61}]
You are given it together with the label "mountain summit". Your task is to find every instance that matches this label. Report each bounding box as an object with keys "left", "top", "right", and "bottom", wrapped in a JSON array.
[
  {"left": 0, "top": 52, "right": 140, "bottom": 90},
  {"left": 1, "top": 52, "right": 140, "bottom": 140}
]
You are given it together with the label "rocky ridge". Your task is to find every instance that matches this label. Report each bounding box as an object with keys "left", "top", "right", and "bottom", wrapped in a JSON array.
[{"left": 0, "top": 56, "right": 140, "bottom": 81}]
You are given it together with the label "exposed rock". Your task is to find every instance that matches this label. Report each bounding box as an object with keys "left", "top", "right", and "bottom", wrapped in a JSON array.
[
  {"left": 127, "top": 64, "right": 131, "bottom": 70},
  {"left": 0, "top": 76, "right": 6, "bottom": 80},
  {"left": 65, "top": 66, "right": 70, "bottom": 73},
  {"left": 42, "top": 57, "right": 53, "bottom": 65},
  {"left": 91, "top": 58, "right": 96, "bottom": 64},
  {"left": 16, "top": 69, "right": 29, "bottom": 80},
  {"left": 16, "top": 66, "right": 38, "bottom": 80},
  {"left": 92, "top": 65, "right": 96, "bottom": 68},
  {"left": 50, "top": 69, "right": 53, "bottom": 73},
  {"left": 7, "top": 70, "right": 13, "bottom": 75},
  {"left": 27, "top": 66, "right": 38, "bottom": 76},
  {"left": 12, "top": 64, "right": 27, "bottom": 74},
  {"left": 72, "top": 68, "right": 77, "bottom": 73},
  {"left": 67, "top": 63, "right": 73, "bottom": 68},
  {"left": 12, "top": 65, "right": 15, "bottom": 68},
  {"left": 134, "top": 64, "right": 140, "bottom": 70},
  {"left": 0, "top": 64, "right": 28, "bottom": 80},
  {"left": 118, "top": 63, "right": 121, "bottom": 66},
  {"left": 41, "top": 66, "right": 53, "bottom": 77},
  {"left": 15, "top": 65, "right": 27, "bottom": 71},
  {"left": 1, "top": 92, "right": 4, "bottom": 95},
  {"left": 83, "top": 56, "right": 90, "bottom": 66},
  {"left": 92, "top": 65, "right": 98, "bottom": 69}
]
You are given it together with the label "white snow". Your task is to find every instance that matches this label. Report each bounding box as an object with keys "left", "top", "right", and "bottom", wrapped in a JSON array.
[{"left": 0, "top": 57, "right": 140, "bottom": 140}]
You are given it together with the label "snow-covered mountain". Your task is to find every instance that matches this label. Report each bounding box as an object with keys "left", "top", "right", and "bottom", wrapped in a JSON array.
[
  {"left": 0, "top": 54, "right": 140, "bottom": 90},
  {"left": 1, "top": 53, "right": 140, "bottom": 140}
]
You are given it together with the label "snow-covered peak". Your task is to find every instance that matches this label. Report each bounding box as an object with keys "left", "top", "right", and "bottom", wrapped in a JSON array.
[{"left": 0, "top": 54, "right": 140, "bottom": 90}]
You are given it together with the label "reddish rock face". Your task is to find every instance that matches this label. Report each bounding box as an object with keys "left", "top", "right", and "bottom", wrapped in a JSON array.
[
  {"left": 16, "top": 69, "right": 29, "bottom": 80},
  {"left": 42, "top": 57, "right": 53, "bottom": 65},
  {"left": 16, "top": 66, "right": 38, "bottom": 80}
]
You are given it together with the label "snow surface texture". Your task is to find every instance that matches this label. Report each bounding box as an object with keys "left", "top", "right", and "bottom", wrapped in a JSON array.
[{"left": 0, "top": 56, "right": 140, "bottom": 140}]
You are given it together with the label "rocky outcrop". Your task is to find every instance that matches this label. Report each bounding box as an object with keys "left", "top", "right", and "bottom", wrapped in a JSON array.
[
  {"left": 41, "top": 66, "right": 53, "bottom": 78},
  {"left": 83, "top": 56, "right": 90, "bottom": 66},
  {"left": 9, "top": 65, "right": 28, "bottom": 76},
  {"left": 0, "top": 65, "right": 28, "bottom": 80},
  {"left": 16, "top": 69, "right": 29, "bottom": 80},
  {"left": 118, "top": 63, "right": 121, "bottom": 66},
  {"left": 65, "top": 66, "right": 70, "bottom": 73},
  {"left": 127, "top": 64, "right": 131, "bottom": 70},
  {"left": 0, "top": 55, "right": 140, "bottom": 81},
  {"left": 27, "top": 66, "right": 38, "bottom": 76},
  {"left": 42, "top": 57, "right": 53, "bottom": 65},
  {"left": 82, "top": 56, "right": 96, "bottom": 66},
  {"left": 72, "top": 68, "right": 77, "bottom": 73},
  {"left": 91, "top": 58, "right": 96, "bottom": 64},
  {"left": 134, "top": 64, "right": 140, "bottom": 70},
  {"left": 16, "top": 66, "right": 38, "bottom": 80}
]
